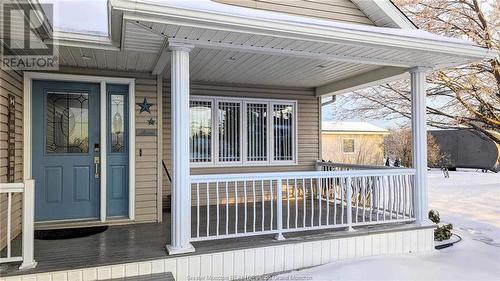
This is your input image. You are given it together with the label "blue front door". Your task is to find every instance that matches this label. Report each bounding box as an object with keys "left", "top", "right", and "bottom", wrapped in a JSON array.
[
  {"left": 33, "top": 80, "right": 100, "bottom": 221},
  {"left": 106, "top": 84, "right": 129, "bottom": 217}
]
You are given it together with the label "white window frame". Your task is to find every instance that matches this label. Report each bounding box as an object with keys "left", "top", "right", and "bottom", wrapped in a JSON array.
[
  {"left": 270, "top": 101, "right": 297, "bottom": 165},
  {"left": 215, "top": 99, "right": 243, "bottom": 165},
  {"left": 243, "top": 101, "right": 269, "bottom": 165},
  {"left": 190, "top": 95, "right": 297, "bottom": 167},
  {"left": 342, "top": 138, "right": 356, "bottom": 154},
  {"left": 189, "top": 97, "right": 215, "bottom": 165}
]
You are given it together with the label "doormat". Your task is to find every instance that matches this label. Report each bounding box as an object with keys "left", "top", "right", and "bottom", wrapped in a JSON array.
[{"left": 35, "top": 226, "right": 108, "bottom": 240}]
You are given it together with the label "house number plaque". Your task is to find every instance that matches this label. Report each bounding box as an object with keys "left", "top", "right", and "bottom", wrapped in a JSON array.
[{"left": 136, "top": 129, "right": 156, "bottom": 136}]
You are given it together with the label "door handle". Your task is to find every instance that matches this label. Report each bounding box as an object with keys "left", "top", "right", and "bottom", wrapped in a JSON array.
[{"left": 94, "top": 156, "right": 100, "bottom": 178}]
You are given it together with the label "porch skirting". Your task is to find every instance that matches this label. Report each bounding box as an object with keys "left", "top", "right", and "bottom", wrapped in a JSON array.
[{"left": 0, "top": 227, "right": 434, "bottom": 281}]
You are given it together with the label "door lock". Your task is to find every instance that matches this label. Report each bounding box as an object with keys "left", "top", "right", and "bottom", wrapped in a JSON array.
[{"left": 94, "top": 156, "right": 100, "bottom": 178}]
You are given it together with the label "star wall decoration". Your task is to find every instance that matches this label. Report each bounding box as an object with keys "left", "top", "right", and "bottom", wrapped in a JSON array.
[
  {"left": 147, "top": 118, "right": 156, "bottom": 126},
  {"left": 136, "top": 97, "right": 153, "bottom": 114}
]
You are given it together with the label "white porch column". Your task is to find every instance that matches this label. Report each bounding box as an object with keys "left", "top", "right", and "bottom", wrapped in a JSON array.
[
  {"left": 166, "top": 40, "right": 195, "bottom": 255},
  {"left": 410, "top": 67, "right": 431, "bottom": 225}
]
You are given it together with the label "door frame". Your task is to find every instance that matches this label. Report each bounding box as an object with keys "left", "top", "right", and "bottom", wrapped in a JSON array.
[{"left": 24, "top": 72, "right": 136, "bottom": 222}]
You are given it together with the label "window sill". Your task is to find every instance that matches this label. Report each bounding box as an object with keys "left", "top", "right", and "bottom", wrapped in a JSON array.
[{"left": 190, "top": 161, "right": 298, "bottom": 168}]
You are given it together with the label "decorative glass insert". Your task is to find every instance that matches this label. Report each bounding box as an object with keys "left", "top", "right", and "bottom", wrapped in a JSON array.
[
  {"left": 111, "top": 94, "right": 125, "bottom": 153},
  {"left": 218, "top": 101, "right": 241, "bottom": 162},
  {"left": 273, "top": 104, "right": 294, "bottom": 161},
  {"left": 190, "top": 100, "right": 212, "bottom": 163},
  {"left": 46, "top": 91, "right": 89, "bottom": 153},
  {"left": 343, "top": 139, "right": 355, "bottom": 153},
  {"left": 247, "top": 103, "right": 267, "bottom": 162}
]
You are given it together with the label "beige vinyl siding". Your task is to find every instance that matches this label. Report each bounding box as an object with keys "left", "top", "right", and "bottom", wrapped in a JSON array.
[
  {"left": 45, "top": 67, "right": 161, "bottom": 223},
  {"left": 213, "top": 0, "right": 374, "bottom": 25},
  {"left": 322, "top": 133, "right": 387, "bottom": 165},
  {"left": 162, "top": 82, "right": 320, "bottom": 206},
  {"left": 134, "top": 78, "right": 159, "bottom": 222},
  {"left": 0, "top": 67, "right": 23, "bottom": 250}
]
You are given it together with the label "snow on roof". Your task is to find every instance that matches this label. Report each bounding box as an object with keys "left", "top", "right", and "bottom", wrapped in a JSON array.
[
  {"left": 140, "top": 0, "right": 476, "bottom": 47},
  {"left": 322, "top": 122, "right": 389, "bottom": 133},
  {"left": 39, "top": 0, "right": 109, "bottom": 36}
]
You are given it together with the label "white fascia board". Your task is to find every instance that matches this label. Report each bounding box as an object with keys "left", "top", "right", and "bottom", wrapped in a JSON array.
[
  {"left": 48, "top": 31, "right": 119, "bottom": 51},
  {"left": 316, "top": 66, "right": 409, "bottom": 96},
  {"left": 111, "top": 0, "right": 497, "bottom": 63}
]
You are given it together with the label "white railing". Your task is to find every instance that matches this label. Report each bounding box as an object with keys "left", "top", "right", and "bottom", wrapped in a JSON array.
[
  {"left": 190, "top": 169, "right": 415, "bottom": 241},
  {"left": 0, "top": 180, "right": 37, "bottom": 269},
  {"left": 316, "top": 161, "right": 399, "bottom": 171}
]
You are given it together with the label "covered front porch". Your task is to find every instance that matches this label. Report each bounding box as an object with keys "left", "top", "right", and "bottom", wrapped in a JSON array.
[{"left": 1, "top": 0, "right": 495, "bottom": 279}]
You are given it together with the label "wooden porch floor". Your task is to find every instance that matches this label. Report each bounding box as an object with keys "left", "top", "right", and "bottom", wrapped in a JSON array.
[{"left": 1, "top": 202, "right": 413, "bottom": 277}]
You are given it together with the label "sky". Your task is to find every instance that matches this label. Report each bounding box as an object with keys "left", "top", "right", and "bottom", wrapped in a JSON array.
[{"left": 322, "top": 102, "right": 400, "bottom": 129}]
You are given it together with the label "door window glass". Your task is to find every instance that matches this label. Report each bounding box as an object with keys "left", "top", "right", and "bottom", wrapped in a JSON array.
[
  {"left": 110, "top": 94, "right": 125, "bottom": 153},
  {"left": 46, "top": 92, "right": 89, "bottom": 153}
]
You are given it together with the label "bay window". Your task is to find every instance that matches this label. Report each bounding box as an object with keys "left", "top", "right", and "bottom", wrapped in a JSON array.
[{"left": 189, "top": 96, "right": 296, "bottom": 166}]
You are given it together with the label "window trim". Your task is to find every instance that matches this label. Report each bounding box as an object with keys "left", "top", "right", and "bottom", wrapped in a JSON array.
[
  {"left": 189, "top": 97, "right": 215, "bottom": 165},
  {"left": 215, "top": 99, "right": 243, "bottom": 165},
  {"left": 190, "top": 95, "right": 298, "bottom": 167},
  {"left": 342, "top": 138, "right": 356, "bottom": 154}
]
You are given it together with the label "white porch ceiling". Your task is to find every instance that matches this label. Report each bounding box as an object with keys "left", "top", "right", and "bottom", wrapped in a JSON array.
[
  {"left": 57, "top": 16, "right": 489, "bottom": 89},
  {"left": 58, "top": 44, "right": 380, "bottom": 88}
]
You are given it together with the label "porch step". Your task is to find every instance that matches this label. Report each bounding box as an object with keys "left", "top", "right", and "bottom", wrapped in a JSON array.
[{"left": 104, "top": 272, "right": 175, "bottom": 281}]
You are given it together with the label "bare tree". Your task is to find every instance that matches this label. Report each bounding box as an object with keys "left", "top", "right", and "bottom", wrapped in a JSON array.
[
  {"left": 384, "top": 128, "right": 447, "bottom": 167},
  {"left": 330, "top": 0, "right": 500, "bottom": 143}
]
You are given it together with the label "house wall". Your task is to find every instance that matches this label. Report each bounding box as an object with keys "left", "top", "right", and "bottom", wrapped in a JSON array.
[
  {"left": 212, "top": 0, "right": 374, "bottom": 25},
  {"left": 0, "top": 67, "right": 24, "bottom": 250},
  {"left": 162, "top": 82, "right": 321, "bottom": 206},
  {"left": 322, "top": 133, "right": 386, "bottom": 165},
  {"left": 34, "top": 67, "right": 162, "bottom": 223}
]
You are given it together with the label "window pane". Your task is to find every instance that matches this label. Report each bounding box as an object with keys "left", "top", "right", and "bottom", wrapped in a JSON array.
[
  {"left": 110, "top": 94, "right": 125, "bottom": 153},
  {"left": 46, "top": 92, "right": 89, "bottom": 153},
  {"left": 218, "top": 102, "right": 241, "bottom": 162},
  {"left": 343, "top": 139, "right": 355, "bottom": 153},
  {"left": 273, "top": 104, "right": 294, "bottom": 161},
  {"left": 190, "top": 100, "right": 212, "bottom": 162},
  {"left": 247, "top": 103, "right": 267, "bottom": 162}
]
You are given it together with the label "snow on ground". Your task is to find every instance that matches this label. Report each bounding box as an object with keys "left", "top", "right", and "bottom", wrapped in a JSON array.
[{"left": 278, "top": 170, "right": 500, "bottom": 281}]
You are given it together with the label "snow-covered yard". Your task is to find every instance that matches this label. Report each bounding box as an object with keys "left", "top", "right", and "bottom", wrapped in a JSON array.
[{"left": 278, "top": 170, "right": 500, "bottom": 280}]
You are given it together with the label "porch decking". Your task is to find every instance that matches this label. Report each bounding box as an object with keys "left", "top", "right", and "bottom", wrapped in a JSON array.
[
  {"left": 0, "top": 207, "right": 419, "bottom": 277},
  {"left": 193, "top": 199, "right": 390, "bottom": 239}
]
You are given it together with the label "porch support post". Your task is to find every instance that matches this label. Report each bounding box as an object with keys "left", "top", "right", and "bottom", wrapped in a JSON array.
[
  {"left": 166, "top": 40, "right": 195, "bottom": 255},
  {"left": 19, "top": 179, "right": 37, "bottom": 270},
  {"left": 410, "top": 67, "right": 431, "bottom": 225}
]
